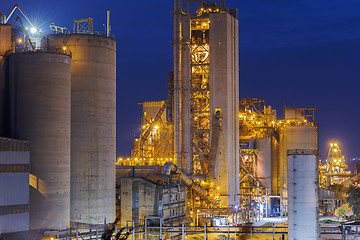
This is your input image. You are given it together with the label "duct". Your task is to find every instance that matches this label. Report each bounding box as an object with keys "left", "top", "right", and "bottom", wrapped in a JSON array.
[
  {"left": 163, "top": 161, "right": 207, "bottom": 197},
  {"left": 208, "top": 110, "right": 221, "bottom": 180},
  {"left": 173, "top": 0, "right": 182, "bottom": 166}
]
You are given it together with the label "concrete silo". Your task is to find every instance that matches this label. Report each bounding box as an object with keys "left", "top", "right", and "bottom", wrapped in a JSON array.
[
  {"left": 278, "top": 108, "right": 318, "bottom": 214},
  {"left": 44, "top": 33, "right": 116, "bottom": 225},
  {"left": 7, "top": 51, "right": 71, "bottom": 230},
  {"left": 287, "top": 149, "right": 320, "bottom": 240}
]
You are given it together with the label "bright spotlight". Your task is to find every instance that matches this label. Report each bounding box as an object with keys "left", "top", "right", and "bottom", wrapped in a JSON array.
[{"left": 30, "top": 27, "right": 37, "bottom": 34}]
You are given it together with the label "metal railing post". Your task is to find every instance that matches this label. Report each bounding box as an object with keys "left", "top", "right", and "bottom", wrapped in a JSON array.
[
  {"left": 133, "top": 221, "right": 136, "bottom": 240},
  {"left": 96, "top": 228, "right": 98, "bottom": 240},
  {"left": 273, "top": 223, "right": 275, "bottom": 240},
  {"left": 76, "top": 229, "right": 79, "bottom": 240},
  {"left": 160, "top": 217, "right": 163, "bottom": 240},
  {"left": 145, "top": 217, "right": 148, "bottom": 240},
  {"left": 204, "top": 224, "right": 207, "bottom": 240},
  {"left": 228, "top": 225, "right": 230, "bottom": 240},
  {"left": 57, "top": 230, "right": 59, "bottom": 240},
  {"left": 250, "top": 223, "right": 252, "bottom": 240},
  {"left": 182, "top": 223, "right": 185, "bottom": 240}
]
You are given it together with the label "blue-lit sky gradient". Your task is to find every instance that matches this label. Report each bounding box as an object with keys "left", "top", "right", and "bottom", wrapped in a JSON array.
[{"left": 3, "top": 0, "right": 360, "bottom": 167}]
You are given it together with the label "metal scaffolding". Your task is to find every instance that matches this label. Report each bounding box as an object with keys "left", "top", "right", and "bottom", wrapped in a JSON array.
[{"left": 190, "top": 17, "right": 210, "bottom": 175}]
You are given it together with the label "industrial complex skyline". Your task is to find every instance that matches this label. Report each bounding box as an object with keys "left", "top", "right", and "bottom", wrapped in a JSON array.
[
  {"left": 2, "top": 0, "right": 360, "bottom": 238},
  {"left": 2, "top": 0, "right": 360, "bottom": 165}
]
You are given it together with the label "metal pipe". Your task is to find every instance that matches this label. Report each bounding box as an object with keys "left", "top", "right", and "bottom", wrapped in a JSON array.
[
  {"left": 208, "top": 110, "right": 221, "bottom": 179},
  {"left": 163, "top": 162, "right": 207, "bottom": 197},
  {"left": 5, "top": 4, "right": 35, "bottom": 28},
  {"left": 173, "top": 0, "right": 182, "bottom": 167},
  {"left": 106, "top": 10, "right": 110, "bottom": 37}
]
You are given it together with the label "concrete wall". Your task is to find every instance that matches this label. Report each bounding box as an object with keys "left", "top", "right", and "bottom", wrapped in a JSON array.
[
  {"left": 0, "top": 24, "right": 12, "bottom": 137},
  {"left": 0, "top": 138, "right": 30, "bottom": 234},
  {"left": 209, "top": 11, "right": 239, "bottom": 207},
  {"left": 8, "top": 52, "right": 71, "bottom": 230},
  {"left": 119, "top": 178, "right": 158, "bottom": 227},
  {"left": 162, "top": 184, "right": 186, "bottom": 225},
  {"left": 118, "top": 178, "right": 185, "bottom": 227},
  {"left": 45, "top": 34, "right": 116, "bottom": 225},
  {"left": 287, "top": 150, "right": 320, "bottom": 240},
  {"left": 0, "top": 24, "right": 11, "bottom": 57},
  {"left": 139, "top": 180, "right": 158, "bottom": 222}
]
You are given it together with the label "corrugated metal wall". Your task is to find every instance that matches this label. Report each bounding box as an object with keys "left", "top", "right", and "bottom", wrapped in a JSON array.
[{"left": 0, "top": 138, "right": 29, "bottom": 234}]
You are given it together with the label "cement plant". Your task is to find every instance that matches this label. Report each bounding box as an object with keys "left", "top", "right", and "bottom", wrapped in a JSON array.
[{"left": 0, "top": 1, "right": 359, "bottom": 240}]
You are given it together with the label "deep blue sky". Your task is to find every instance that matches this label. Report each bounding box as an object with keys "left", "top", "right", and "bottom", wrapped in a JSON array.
[{"left": 3, "top": 0, "right": 360, "bottom": 167}]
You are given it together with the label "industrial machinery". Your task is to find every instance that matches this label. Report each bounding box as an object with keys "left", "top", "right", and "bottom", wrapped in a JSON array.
[{"left": 319, "top": 143, "right": 352, "bottom": 187}]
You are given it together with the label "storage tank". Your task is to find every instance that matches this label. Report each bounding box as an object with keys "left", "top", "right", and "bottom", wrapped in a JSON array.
[
  {"left": 255, "top": 138, "right": 272, "bottom": 189},
  {"left": 44, "top": 34, "right": 116, "bottom": 225},
  {"left": 278, "top": 124, "right": 318, "bottom": 214},
  {"left": 279, "top": 125, "right": 318, "bottom": 191},
  {"left": 287, "top": 149, "right": 320, "bottom": 240},
  {"left": 7, "top": 51, "right": 71, "bottom": 230}
]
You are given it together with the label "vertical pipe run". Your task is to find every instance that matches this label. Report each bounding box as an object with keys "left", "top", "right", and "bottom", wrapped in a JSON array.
[
  {"left": 107, "top": 10, "right": 110, "bottom": 37},
  {"left": 173, "top": 0, "right": 182, "bottom": 167}
]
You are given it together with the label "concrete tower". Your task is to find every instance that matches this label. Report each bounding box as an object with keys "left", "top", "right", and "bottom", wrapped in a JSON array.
[
  {"left": 8, "top": 52, "right": 71, "bottom": 230},
  {"left": 173, "top": 0, "right": 239, "bottom": 207},
  {"left": 44, "top": 34, "right": 116, "bottom": 225}
]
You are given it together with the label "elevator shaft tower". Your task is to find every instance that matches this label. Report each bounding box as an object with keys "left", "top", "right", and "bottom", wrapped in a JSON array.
[{"left": 173, "top": 0, "right": 239, "bottom": 207}]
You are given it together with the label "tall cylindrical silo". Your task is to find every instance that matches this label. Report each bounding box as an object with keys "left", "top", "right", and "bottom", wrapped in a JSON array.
[
  {"left": 44, "top": 34, "right": 116, "bottom": 225},
  {"left": 278, "top": 125, "right": 318, "bottom": 213},
  {"left": 7, "top": 51, "right": 71, "bottom": 230},
  {"left": 287, "top": 149, "right": 320, "bottom": 240}
]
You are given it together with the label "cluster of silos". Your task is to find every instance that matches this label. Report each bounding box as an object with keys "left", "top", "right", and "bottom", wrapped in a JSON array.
[
  {"left": 287, "top": 149, "right": 320, "bottom": 240},
  {"left": 0, "top": 24, "right": 116, "bottom": 229},
  {"left": 43, "top": 33, "right": 116, "bottom": 225}
]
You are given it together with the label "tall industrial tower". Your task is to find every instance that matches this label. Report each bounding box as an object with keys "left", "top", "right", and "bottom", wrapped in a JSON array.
[{"left": 173, "top": 0, "right": 239, "bottom": 207}]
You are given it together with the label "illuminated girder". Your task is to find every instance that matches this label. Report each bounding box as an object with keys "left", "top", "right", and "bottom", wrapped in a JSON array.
[
  {"left": 121, "top": 101, "right": 174, "bottom": 166},
  {"left": 239, "top": 98, "right": 276, "bottom": 139},
  {"left": 326, "top": 143, "right": 351, "bottom": 185},
  {"left": 190, "top": 18, "right": 210, "bottom": 174},
  {"left": 318, "top": 143, "right": 352, "bottom": 187}
]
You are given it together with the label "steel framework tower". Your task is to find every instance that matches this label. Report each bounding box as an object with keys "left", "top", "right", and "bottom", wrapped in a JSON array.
[{"left": 173, "top": 0, "right": 239, "bottom": 207}]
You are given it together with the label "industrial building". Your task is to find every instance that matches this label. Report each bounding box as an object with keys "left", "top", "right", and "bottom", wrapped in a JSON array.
[
  {"left": 0, "top": 5, "right": 116, "bottom": 235},
  {"left": 0, "top": 138, "right": 30, "bottom": 234},
  {"left": 0, "top": 0, "right": 357, "bottom": 238},
  {"left": 116, "top": 0, "right": 323, "bottom": 228}
]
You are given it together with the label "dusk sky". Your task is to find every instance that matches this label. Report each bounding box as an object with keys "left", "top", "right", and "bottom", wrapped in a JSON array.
[{"left": 3, "top": 0, "right": 360, "bottom": 167}]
